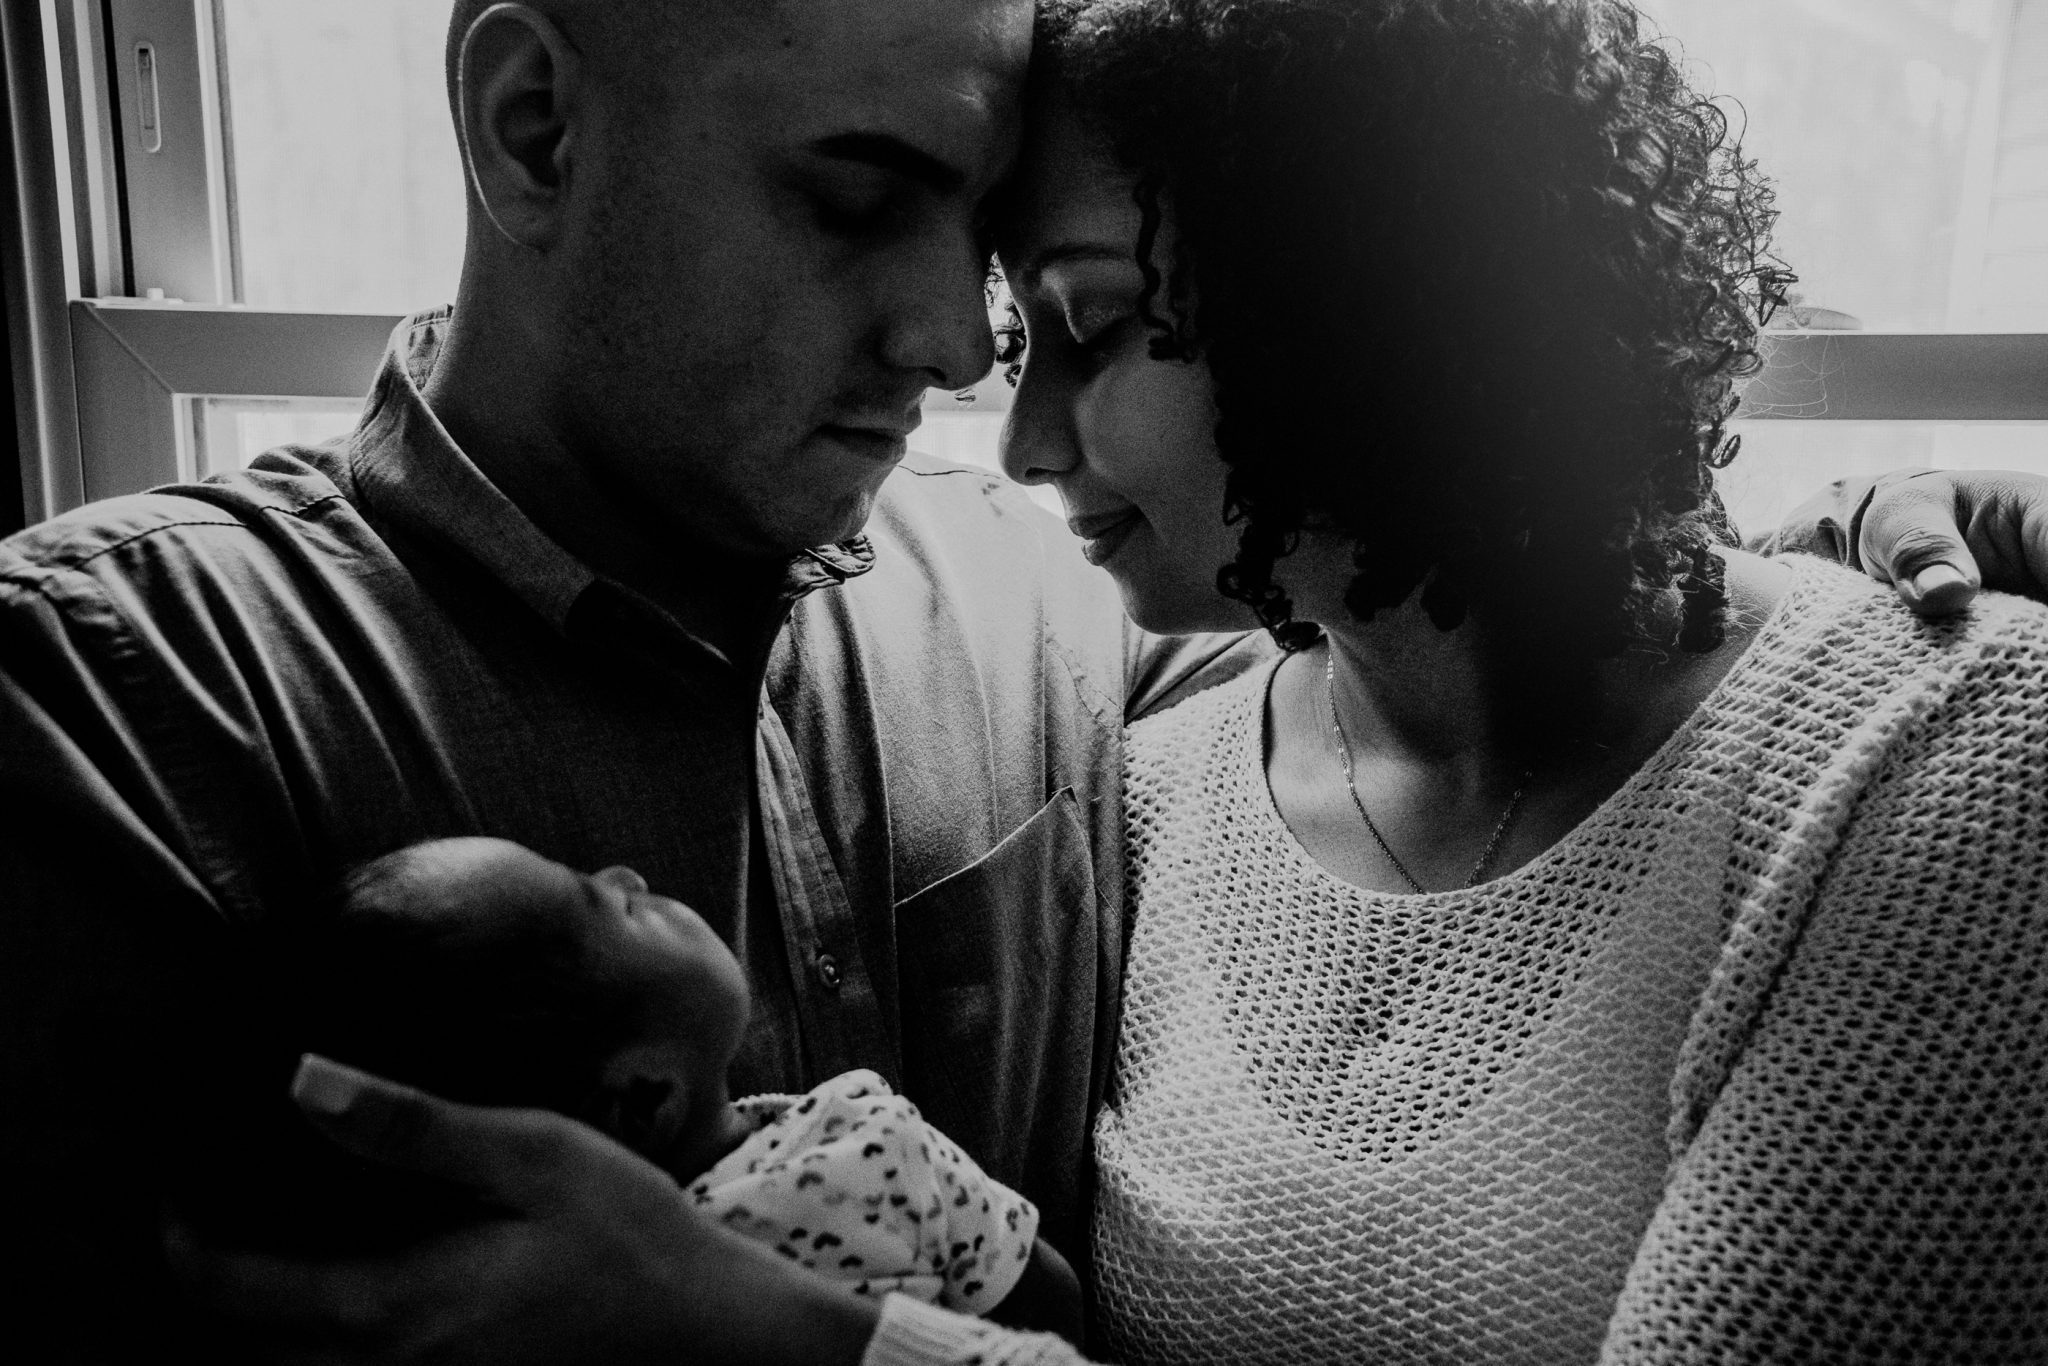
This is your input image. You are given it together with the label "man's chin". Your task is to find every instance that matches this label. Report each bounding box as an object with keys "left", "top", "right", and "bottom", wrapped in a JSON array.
[
  {"left": 806, "top": 490, "right": 884, "bottom": 550},
  {"left": 747, "top": 481, "right": 886, "bottom": 557},
  {"left": 642, "top": 463, "right": 890, "bottom": 562}
]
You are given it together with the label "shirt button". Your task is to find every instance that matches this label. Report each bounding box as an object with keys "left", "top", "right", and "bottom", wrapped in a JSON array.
[{"left": 815, "top": 953, "right": 843, "bottom": 990}]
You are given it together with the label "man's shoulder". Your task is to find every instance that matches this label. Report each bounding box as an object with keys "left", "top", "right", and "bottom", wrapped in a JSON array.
[
  {"left": 837, "top": 455, "right": 1126, "bottom": 722},
  {"left": 863, "top": 453, "right": 1273, "bottom": 721},
  {"left": 875, "top": 451, "right": 1062, "bottom": 538},
  {"left": 0, "top": 447, "right": 369, "bottom": 607},
  {"left": 2, "top": 447, "right": 354, "bottom": 575},
  {"left": 864, "top": 453, "right": 1115, "bottom": 626}
]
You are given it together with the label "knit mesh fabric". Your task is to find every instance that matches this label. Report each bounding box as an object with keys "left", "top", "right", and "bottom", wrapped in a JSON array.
[{"left": 1091, "top": 559, "right": 2048, "bottom": 1366}]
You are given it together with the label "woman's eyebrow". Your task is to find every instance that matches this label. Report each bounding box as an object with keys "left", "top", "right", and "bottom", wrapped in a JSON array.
[{"left": 811, "top": 131, "right": 965, "bottom": 194}]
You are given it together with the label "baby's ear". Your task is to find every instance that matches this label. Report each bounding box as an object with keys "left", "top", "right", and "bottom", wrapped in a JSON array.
[{"left": 581, "top": 1068, "right": 676, "bottom": 1156}]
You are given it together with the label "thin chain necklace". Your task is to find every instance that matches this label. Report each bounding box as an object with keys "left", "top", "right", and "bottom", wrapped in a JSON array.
[{"left": 1323, "top": 648, "right": 1532, "bottom": 895}]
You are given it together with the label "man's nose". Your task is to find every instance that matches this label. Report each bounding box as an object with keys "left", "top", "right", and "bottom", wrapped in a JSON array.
[{"left": 880, "top": 244, "right": 998, "bottom": 393}]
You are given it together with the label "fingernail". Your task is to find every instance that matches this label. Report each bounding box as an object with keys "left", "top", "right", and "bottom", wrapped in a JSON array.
[
  {"left": 1910, "top": 563, "right": 1970, "bottom": 599},
  {"left": 290, "top": 1053, "right": 363, "bottom": 1116}
]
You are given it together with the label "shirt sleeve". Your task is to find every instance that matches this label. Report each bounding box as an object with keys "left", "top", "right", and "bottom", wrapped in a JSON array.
[
  {"left": 1598, "top": 626, "right": 2048, "bottom": 1363},
  {"left": 862, "top": 1294, "right": 1092, "bottom": 1366},
  {"left": 1123, "top": 622, "right": 1276, "bottom": 723},
  {"left": 0, "top": 567, "right": 240, "bottom": 1355}
]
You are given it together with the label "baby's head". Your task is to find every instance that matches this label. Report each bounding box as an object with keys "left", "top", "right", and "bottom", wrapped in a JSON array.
[{"left": 302, "top": 836, "right": 751, "bottom": 1173}]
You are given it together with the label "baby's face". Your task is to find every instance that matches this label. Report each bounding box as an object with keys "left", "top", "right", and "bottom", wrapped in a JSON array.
[{"left": 427, "top": 839, "right": 752, "bottom": 1160}]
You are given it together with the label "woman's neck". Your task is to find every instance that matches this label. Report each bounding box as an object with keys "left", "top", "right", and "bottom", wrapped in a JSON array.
[{"left": 1265, "top": 547, "right": 1791, "bottom": 894}]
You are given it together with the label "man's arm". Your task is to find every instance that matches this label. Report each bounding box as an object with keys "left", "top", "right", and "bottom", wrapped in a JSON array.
[
  {"left": 0, "top": 642, "right": 231, "bottom": 1357},
  {"left": 1117, "top": 469, "right": 2048, "bottom": 692}
]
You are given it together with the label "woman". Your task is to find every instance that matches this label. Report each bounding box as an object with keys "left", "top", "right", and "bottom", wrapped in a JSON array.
[
  {"left": 897, "top": 0, "right": 2048, "bottom": 1359},
  {"left": 192, "top": 1, "right": 2048, "bottom": 1361}
]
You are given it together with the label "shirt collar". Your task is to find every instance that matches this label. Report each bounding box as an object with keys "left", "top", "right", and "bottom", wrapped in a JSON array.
[{"left": 346, "top": 310, "right": 875, "bottom": 650}]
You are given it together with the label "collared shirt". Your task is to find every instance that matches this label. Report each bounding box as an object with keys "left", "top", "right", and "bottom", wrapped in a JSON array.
[{"left": 0, "top": 312, "right": 1262, "bottom": 1350}]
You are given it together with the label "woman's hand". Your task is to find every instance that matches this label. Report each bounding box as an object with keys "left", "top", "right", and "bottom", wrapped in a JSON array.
[
  {"left": 168, "top": 1055, "right": 880, "bottom": 1365},
  {"left": 1764, "top": 468, "right": 2048, "bottom": 614}
]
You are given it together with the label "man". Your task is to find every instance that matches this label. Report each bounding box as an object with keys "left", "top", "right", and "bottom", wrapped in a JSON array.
[
  {"left": 3, "top": 1, "right": 1238, "bottom": 1355},
  {"left": 2, "top": 0, "right": 2041, "bottom": 1358}
]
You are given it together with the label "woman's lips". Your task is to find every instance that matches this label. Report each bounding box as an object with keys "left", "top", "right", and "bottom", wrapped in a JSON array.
[{"left": 1071, "top": 508, "right": 1144, "bottom": 567}]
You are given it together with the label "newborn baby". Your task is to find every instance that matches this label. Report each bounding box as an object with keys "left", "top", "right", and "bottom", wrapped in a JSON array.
[{"left": 198, "top": 837, "right": 1039, "bottom": 1317}]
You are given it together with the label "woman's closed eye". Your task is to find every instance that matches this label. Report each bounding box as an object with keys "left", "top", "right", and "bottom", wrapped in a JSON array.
[
  {"left": 1064, "top": 299, "right": 1139, "bottom": 366},
  {"left": 1065, "top": 297, "right": 1128, "bottom": 343}
]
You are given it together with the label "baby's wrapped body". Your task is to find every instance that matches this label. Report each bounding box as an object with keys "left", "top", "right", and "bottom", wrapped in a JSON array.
[{"left": 694, "top": 1069, "right": 1037, "bottom": 1314}]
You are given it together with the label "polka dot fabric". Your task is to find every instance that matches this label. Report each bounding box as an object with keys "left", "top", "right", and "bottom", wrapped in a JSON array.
[
  {"left": 692, "top": 1069, "right": 1038, "bottom": 1316},
  {"left": 1091, "top": 558, "right": 2048, "bottom": 1365}
]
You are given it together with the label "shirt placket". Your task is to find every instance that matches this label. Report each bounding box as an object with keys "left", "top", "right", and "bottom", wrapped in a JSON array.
[{"left": 754, "top": 696, "right": 898, "bottom": 1086}]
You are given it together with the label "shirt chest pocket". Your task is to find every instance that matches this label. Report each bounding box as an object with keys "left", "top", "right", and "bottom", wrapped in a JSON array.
[{"left": 893, "top": 787, "right": 1105, "bottom": 1253}]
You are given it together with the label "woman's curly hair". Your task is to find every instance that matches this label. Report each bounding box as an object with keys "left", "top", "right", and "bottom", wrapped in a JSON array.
[{"left": 1022, "top": 0, "right": 1793, "bottom": 661}]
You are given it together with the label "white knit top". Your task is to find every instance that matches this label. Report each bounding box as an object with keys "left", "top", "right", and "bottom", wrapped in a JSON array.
[{"left": 863, "top": 558, "right": 2048, "bottom": 1366}]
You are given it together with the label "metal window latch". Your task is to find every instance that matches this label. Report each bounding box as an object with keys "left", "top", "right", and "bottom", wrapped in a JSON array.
[{"left": 134, "top": 44, "right": 162, "bottom": 152}]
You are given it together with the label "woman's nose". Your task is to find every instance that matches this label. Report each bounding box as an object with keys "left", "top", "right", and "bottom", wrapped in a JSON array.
[{"left": 998, "top": 360, "right": 1082, "bottom": 487}]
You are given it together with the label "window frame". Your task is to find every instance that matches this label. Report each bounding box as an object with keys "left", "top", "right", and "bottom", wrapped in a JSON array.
[
  {"left": 5, "top": 0, "right": 87, "bottom": 523},
  {"left": 6, "top": 0, "right": 2048, "bottom": 529},
  {"left": 68, "top": 299, "right": 397, "bottom": 498}
]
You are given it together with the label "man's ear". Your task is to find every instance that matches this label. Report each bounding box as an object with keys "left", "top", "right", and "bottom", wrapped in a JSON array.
[{"left": 455, "top": 3, "right": 583, "bottom": 250}]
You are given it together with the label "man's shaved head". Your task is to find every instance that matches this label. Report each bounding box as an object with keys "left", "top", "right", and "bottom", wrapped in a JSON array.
[
  {"left": 428, "top": 0, "right": 1032, "bottom": 573},
  {"left": 444, "top": 1, "right": 763, "bottom": 123}
]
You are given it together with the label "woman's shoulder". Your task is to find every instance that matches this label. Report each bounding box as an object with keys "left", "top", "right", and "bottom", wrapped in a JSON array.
[
  {"left": 1715, "top": 551, "right": 2048, "bottom": 724},
  {"left": 1774, "top": 550, "right": 2048, "bottom": 648}
]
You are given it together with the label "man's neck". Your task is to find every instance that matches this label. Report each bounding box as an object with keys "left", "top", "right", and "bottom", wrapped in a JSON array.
[{"left": 420, "top": 311, "right": 793, "bottom": 670}]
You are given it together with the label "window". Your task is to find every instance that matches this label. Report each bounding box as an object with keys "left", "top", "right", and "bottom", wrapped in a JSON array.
[
  {"left": 216, "top": 0, "right": 462, "bottom": 315},
  {"left": 1639, "top": 0, "right": 2048, "bottom": 534},
  {"left": 6, "top": 0, "right": 2045, "bottom": 535}
]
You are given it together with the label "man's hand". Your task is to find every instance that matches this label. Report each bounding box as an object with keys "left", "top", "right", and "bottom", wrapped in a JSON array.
[
  {"left": 168, "top": 1055, "right": 879, "bottom": 1365},
  {"left": 1764, "top": 468, "right": 2048, "bottom": 615}
]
